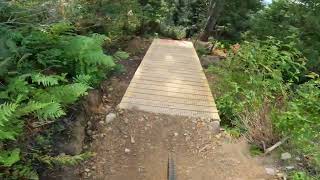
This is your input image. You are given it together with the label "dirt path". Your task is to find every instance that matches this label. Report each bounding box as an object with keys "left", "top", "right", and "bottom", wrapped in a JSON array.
[{"left": 83, "top": 109, "right": 274, "bottom": 180}]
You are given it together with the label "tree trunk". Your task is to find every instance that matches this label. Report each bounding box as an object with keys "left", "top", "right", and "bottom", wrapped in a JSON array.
[{"left": 199, "top": 0, "right": 224, "bottom": 41}]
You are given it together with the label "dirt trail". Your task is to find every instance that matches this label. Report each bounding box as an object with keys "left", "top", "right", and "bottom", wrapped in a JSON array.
[{"left": 84, "top": 109, "right": 274, "bottom": 180}]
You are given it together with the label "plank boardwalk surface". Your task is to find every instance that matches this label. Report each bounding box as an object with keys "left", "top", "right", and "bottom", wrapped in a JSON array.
[{"left": 119, "top": 39, "right": 220, "bottom": 120}]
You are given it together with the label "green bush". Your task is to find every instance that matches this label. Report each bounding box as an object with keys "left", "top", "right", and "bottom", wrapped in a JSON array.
[
  {"left": 208, "top": 37, "right": 305, "bottom": 126},
  {"left": 208, "top": 37, "right": 320, "bottom": 175},
  {"left": 160, "top": 25, "right": 187, "bottom": 40},
  {"left": 273, "top": 77, "right": 320, "bottom": 169}
]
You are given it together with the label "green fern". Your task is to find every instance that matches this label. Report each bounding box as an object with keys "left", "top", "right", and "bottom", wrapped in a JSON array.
[
  {"left": 113, "top": 50, "right": 130, "bottom": 61},
  {"left": 65, "top": 35, "right": 115, "bottom": 75},
  {"left": 11, "top": 164, "right": 39, "bottom": 180},
  {"left": 40, "top": 152, "right": 95, "bottom": 167},
  {"left": 31, "top": 73, "right": 67, "bottom": 87},
  {"left": 47, "top": 83, "right": 91, "bottom": 105},
  {"left": 35, "top": 102, "right": 65, "bottom": 120},
  {"left": 0, "top": 102, "right": 18, "bottom": 125},
  {"left": 73, "top": 74, "right": 92, "bottom": 85},
  {"left": 5, "top": 77, "right": 30, "bottom": 101},
  {"left": 0, "top": 103, "right": 21, "bottom": 140},
  {"left": 0, "top": 148, "right": 20, "bottom": 167},
  {"left": 16, "top": 101, "right": 51, "bottom": 116}
]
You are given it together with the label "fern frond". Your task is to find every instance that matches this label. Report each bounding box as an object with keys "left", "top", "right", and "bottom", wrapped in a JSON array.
[
  {"left": 6, "top": 77, "right": 30, "bottom": 101},
  {"left": 31, "top": 73, "right": 67, "bottom": 87},
  {"left": 40, "top": 152, "right": 95, "bottom": 167},
  {"left": 48, "top": 83, "right": 91, "bottom": 105},
  {"left": 12, "top": 164, "right": 39, "bottom": 180},
  {"left": 81, "top": 52, "right": 114, "bottom": 66},
  {"left": 73, "top": 74, "right": 92, "bottom": 85},
  {"left": 0, "top": 128, "right": 19, "bottom": 140},
  {"left": 0, "top": 148, "right": 20, "bottom": 167},
  {"left": 36, "top": 102, "right": 65, "bottom": 120},
  {"left": 0, "top": 102, "right": 18, "bottom": 126},
  {"left": 65, "top": 35, "right": 115, "bottom": 73},
  {"left": 113, "top": 50, "right": 130, "bottom": 61},
  {"left": 16, "top": 101, "right": 51, "bottom": 116},
  {"left": 0, "top": 102, "right": 21, "bottom": 140},
  {"left": 90, "top": 33, "right": 108, "bottom": 46}
]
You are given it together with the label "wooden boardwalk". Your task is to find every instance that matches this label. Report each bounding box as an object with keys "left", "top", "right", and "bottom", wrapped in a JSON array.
[{"left": 119, "top": 39, "right": 220, "bottom": 120}]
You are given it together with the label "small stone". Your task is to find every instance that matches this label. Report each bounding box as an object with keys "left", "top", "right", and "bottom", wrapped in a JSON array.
[
  {"left": 124, "top": 118, "right": 129, "bottom": 124},
  {"left": 105, "top": 113, "right": 116, "bottom": 124},
  {"left": 87, "top": 121, "right": 92, "bottom": 127},
  {"left": 295, "top": 157, "right": 301, "bottom": 161},
  {"left": 285, "top": 166, "right": 295, "bottom": 170},
  {"left": 265, "top": 167, "right": 276, "bottom": 176},
  {"left": 131, "top": 136, "right": 135, "bottom": 144},
  {"left": 139, "top": 118, "right": 144, "bottom": 122},
  {"left": 174, "top": 132, "right": 179, "bottom": 137},
  {"left": 87, "top": 130, "right": 93, "bottom": 135},
  {"left": 277, "top": 172, "right": 286, "bottom": 178},
  {"left": 85, "top": 168, "right": 90, "bottom": 172},
  {"left": 108, "top": 87, "right": 114, "bottom": 91},
  {"left": 99, "top": 120, "right": 105, "bottom": 125},
  {"left": 125, "top": 148, "right": 131, "bottom": 153},
  {"left": 281, "top": 152, "right": 292, "bottom": 160}
]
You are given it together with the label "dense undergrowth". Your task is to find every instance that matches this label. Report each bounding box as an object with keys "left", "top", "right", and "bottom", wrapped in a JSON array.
[
  {"left": 202, "top": 1, "right": 320, "bottom": 179},
  {"left": 208, "top": 33, "right": 320, "bottom": 180},
  {"left": 0, "top": 22, "right": 116, "bottom": 179}
]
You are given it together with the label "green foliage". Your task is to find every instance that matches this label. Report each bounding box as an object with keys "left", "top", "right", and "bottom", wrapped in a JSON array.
[
  {"left": 40, "top": 152, "right": 95, "bottom": 167},
  {"left": 113, "top": 50, "right": 130, "bottom": 61},
  {"left": 290, "top": 171, "right": 317, "bottom": 180},
  {"left": 208, "top": 38, "right": 305, "bottom": 127},
  {"left": 247, "top": 0, "right": 320, "bottom": 73},
  {"left": 31, "top": 73, "right": 67, "bottom": 87},
  {"left": 65, "top": 34, "right": 115, "bottom": 80},
  {"left": 0, "top": 148, "right": 20, "bottom": 167},
  {"left": 160, "top": 25, "right": 187, "bottom": 40},
  {"left": 274, "top": 78, "right": 320, "bottom": 168},
  {"left": 249, "top": 145, "right": 263, "bottom": 156},
  {"left": 209, "top": 38, "right": 320, "bottom": 176},
  {"left": 0, "top": 21, "right": 112, "bottom": 178}
]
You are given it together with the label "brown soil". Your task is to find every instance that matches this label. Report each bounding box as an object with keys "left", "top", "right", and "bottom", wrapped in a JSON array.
[
  {"left": 52, "top": 37, "right": 278, "bottom": 180},
  {"left": 83, "top": 109, "right": 275, "bottom": 180}
]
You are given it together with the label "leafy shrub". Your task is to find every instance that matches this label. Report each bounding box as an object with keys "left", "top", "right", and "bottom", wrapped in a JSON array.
[
  {"left": 40, "top": 152, "right": 95, "bottom": 167},
  {"left": 113, "top": 50, "right": 130, "bottom": 61},
  {"left": 160, "top": 25, "right": 187, "bottom": 40},
  {"left": 208, "top": 37, "right": 320, "bottom": 175},
  {"left": 247, "top": 0, "right": 320, "bottom": 73},
  {"left": 208, "top": 37, "right": 306, "bottom": 145},
  {"left": 273, "top": 78, "right": 320, "bottom": 169}
]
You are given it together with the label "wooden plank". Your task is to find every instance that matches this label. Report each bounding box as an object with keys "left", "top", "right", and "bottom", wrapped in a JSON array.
[{"left": 119, "top": 39, "right": 220, "bottom": 120}]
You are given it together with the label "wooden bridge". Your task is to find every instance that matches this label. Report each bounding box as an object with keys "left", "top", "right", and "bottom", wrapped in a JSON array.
[{"left": 119, "top": 39, "right": 219, "bottom": 120}]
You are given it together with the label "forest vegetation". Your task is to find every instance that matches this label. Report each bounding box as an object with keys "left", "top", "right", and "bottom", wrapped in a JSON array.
[{"left": 0, "top": 0, "right": 319, "bottom": 179}]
